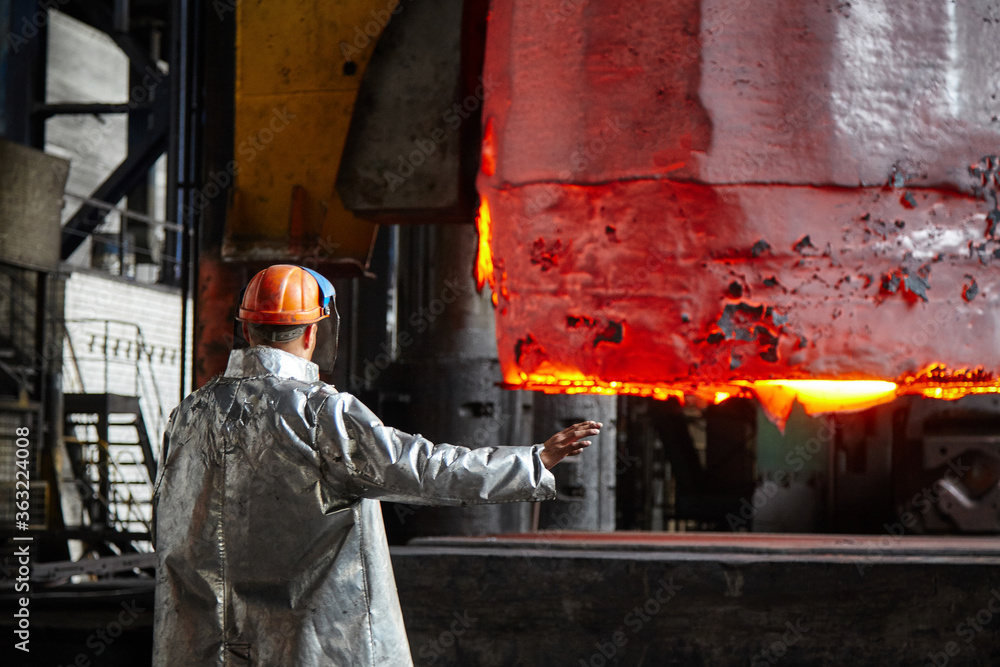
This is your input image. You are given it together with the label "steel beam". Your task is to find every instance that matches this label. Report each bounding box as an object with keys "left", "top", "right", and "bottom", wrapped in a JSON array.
[
  {"left": 59, "top": 91, "right": 169, "bottom": 260},
  {"left": 2, "top": 0, "right": 46, "bottom": 146}
]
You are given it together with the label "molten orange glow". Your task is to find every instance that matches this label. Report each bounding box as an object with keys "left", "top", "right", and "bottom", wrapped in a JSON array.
[
  {"left": 917, "top": 385, "right": 1000, "bottom": 400},
  {"left": 511, "top": 363, "right": 686, "bottom": 402},
  {"left": 749, "top": 380, "right": 898, "bottom": 425},
  {"left": 899, "top": 365, "right": 1000, "bottom": 398},
  {"left": 503, "top": 363, "right": 1000, "bottom": 427},
  {"left": 475, "top": 197, "right": 496, "bottom": 304}
]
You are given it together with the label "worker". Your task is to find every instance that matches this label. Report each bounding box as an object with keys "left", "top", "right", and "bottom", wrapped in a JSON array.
[{"left": 152, "top": 264, "right": 602, "bottom": 666}]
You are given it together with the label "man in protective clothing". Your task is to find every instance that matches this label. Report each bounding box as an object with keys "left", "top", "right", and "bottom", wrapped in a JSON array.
[{"left": 152, "top": 264, "right": 602, "bottom": 666}]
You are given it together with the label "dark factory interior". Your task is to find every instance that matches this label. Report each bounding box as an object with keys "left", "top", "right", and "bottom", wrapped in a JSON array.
[{"left": 1, "top": 0, "right": 1000, "bottom": 664}]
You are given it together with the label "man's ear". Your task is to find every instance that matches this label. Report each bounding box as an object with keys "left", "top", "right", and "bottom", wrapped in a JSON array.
[
  {"left": 242, "top": 322, "right": 252, "bottom": 346},
  {"left": 304, "top": 323, "right": 318, "bottom": 351}
]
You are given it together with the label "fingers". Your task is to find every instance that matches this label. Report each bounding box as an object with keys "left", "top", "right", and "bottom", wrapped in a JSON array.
[
  {"left": 563, "top": 422, "right": 602, "bottom": 436},
  {"left": 559, "top": 422, "right": 601, "bottom": 445},
  {"left": 551, "top": 434, "right": 593, "bottom": 450}
]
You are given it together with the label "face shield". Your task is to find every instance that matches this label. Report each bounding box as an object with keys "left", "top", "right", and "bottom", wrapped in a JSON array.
[{"left": 302, "top": 268, "right": 340, "bottom": 375}]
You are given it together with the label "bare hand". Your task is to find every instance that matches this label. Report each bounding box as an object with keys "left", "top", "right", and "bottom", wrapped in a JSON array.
[{"left": 539, "top": 421, "right": 603, "bottom": 469}]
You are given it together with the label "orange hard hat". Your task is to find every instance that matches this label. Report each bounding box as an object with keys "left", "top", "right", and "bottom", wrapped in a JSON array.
[{"left": 237, "top": 264, "right": 333, "bottom": 325}]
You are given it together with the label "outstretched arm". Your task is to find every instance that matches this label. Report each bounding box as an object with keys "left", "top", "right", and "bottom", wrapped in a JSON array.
[{"left": 318, "top": 393, "right": 601, "bottom": 506}]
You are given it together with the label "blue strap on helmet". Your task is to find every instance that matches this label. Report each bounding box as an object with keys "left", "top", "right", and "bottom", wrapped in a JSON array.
[{"left": 301, "top": 267, "right": 335, "bottom": 317}]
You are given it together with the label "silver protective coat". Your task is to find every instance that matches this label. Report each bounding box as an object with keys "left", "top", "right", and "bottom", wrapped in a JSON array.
[{"left": 152, "top": 346, "right": 555, "bottom": 666}]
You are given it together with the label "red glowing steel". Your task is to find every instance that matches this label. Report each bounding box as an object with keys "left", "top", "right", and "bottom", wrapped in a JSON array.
[
  {"left": 480, "top": 118, "right": 497, "bottom": 178},
  {"left": 475, "top": 0, "right": 1000, "bottom": 424}
]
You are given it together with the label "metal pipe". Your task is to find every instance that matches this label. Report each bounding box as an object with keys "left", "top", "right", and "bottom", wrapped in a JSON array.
[
  {"left": 173, "top": 0, "right": 187, "bottom": 399},
  {"left": 114, "top": 0, "right": 130, "bottom": 33},
  {"left": 118, "top": 207, "right": 127, "bottom": 277},
  {"left": 386, "top": 225, "right": 399, "bottom": 361}
]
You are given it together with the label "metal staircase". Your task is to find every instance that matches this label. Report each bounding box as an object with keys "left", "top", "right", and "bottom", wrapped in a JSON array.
[{"left": 63, "top": 394, "right": 157, "bottom": 546}]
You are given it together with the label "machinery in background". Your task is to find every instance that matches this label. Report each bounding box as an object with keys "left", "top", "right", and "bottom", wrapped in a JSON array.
[
  {"left": 617, "top": 394, "right": 1000, "bottom": 535},
  {"left": 2, "top": 1, "right": 1000, "bottom": 664}
]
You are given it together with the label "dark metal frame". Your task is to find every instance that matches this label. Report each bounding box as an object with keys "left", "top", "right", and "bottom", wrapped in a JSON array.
[
  {"left": 1, "top": 0, "right": 200, "bottom": 561},
  {"left": 54, "top": 1, "right": 174, "bottom": 269},
  {"left": 1, "top": 1, "right": 185, "bottom": 284},
  {"left": 4, "top": 0, "right": 200, "bottom": 384}
]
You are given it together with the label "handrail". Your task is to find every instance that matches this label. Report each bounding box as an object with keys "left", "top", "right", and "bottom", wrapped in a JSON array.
[
  {"left": 63, "top": 317, "right": 171, "bottom": 438},
  {"left": 63, "top": 191, "right": 183, "bottom": 233},
  {"left": 73, "top": 436, "right": 153, "bottom": 536},
  {"left": 63, "top": 325, "right": 87, "bottom": 393},
  {"left": 107, "top": 450, "right": 152, "bottom": 533},
  {"left": 61, "top": 192, "right": 183, "bottom": 286}
]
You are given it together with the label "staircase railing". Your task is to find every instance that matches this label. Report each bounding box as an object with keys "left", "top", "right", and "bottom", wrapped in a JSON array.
[
  {"left": 64, "top": 433, "right": 154, "bottom": 545},
  {"left": 62, "top": 318, "right": 169, "bottom": 443}
]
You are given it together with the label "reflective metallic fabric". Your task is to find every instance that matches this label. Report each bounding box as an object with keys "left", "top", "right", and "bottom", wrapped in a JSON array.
[{"left": 153, "top": 346, "right": 555, "bottom": 666}]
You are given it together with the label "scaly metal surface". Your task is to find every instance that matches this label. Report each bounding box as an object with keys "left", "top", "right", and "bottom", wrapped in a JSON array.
[{"left": 477, "top": 0, "right": 1000, "bottom": 397}]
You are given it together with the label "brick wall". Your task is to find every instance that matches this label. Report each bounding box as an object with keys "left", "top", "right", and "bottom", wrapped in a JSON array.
[{"left": 62, "top": 271, "right": 193, "bottom": 451}]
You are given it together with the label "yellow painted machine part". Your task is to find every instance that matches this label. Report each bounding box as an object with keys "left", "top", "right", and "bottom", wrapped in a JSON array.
[{"left": 226, "top": 0, "right": 396, "bottom": 271}]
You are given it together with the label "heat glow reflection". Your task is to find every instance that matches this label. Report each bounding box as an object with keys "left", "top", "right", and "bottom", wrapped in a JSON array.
[
  {"left": 474, "top": 197, "right": 496, "bottom": 305},
  {"left": 480, "top": 118, "right": 497, "bottom": 177}
]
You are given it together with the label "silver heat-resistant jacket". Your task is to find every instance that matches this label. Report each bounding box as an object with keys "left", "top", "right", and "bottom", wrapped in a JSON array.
[{"left": 152, "top": 346, "right": 555, "bottom": 666}]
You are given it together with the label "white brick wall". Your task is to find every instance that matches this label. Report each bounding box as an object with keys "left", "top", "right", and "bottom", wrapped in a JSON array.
[{"left": 62, "top": 270, "right": 193, "bottom": 452}]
